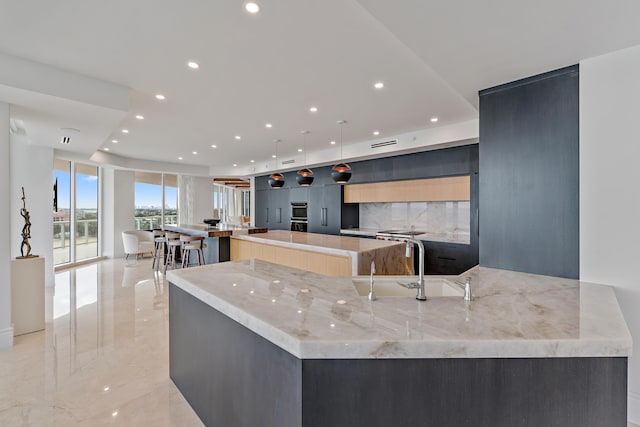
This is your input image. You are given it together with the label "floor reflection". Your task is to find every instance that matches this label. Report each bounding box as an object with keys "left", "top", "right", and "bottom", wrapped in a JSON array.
[{"left": 0, "top": 258, "right": 201, "bottom": 426}]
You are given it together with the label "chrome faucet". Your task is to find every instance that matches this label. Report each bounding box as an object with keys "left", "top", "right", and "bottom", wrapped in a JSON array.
[
  {"left": 398, "top": 238, "right": 426, "bottom": 301},
  {"left": 454, "top": 277, "right": 474, "bottom": 301},
  {"left": 368, "top": 260, "right": 377, "bottom": 301}
]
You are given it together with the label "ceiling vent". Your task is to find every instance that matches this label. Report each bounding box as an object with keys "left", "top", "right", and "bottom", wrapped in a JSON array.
[
  {"left": 371, "top": 139, "right": 398, "bottom": 149},
  {"left": 60, "top": 136, "right": 71, "bottom": 144},
  {"left": 281, "top": 159, "right": 295, "bottom": 165}
]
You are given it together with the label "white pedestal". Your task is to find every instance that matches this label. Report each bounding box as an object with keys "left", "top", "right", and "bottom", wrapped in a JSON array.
[{"left": 11, "top": 257, "right": 45, "bottom": 336}]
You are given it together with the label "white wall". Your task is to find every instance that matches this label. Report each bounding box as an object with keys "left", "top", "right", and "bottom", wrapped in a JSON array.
[
  {"left": 178, "top": 176, "right": 213, "bottom": 225},
  {"left": 102, "top": 169, "right": 134, "bottom": 258},
  {"left": 10, "top": 132, "right": 54, "bottom": 287},
  {"left": 0, "top": 102, "right": 12, "bottom": 348},
  {"left": 580, "top": 44, "right": 640, "bottom": 423}
]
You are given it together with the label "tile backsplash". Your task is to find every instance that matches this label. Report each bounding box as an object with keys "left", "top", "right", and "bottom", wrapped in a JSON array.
[{"left": 359, "top": 201, "right": 470, "bottom": 240}]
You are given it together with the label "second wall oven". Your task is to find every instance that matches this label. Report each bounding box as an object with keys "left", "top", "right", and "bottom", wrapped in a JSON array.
[{"left": 290, "top": 202, "right": 308, "bottom": 232}]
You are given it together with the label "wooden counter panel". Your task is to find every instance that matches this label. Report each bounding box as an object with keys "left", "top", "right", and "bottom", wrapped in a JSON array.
[
  {"left": 344, "top": 176, "right": 470, "bottom": 203},
  {"left": 231, "top": 239, "right": 352, "bottom": 276}
]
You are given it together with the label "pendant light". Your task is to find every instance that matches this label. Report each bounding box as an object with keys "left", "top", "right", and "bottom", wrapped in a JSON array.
[
  {"left": 296, "top": 130, "right": 314, "bottom": 186},
  {"left": 331, "top": 120, "right": 352, "bottom": 183},
  {"left": 269, "top": 139, "right": 285, "bottom": 188}
]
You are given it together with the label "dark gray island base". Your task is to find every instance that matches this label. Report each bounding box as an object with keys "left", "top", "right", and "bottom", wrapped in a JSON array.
[{"left": 169, "top": 283, "right": 627, "bottom": 427}]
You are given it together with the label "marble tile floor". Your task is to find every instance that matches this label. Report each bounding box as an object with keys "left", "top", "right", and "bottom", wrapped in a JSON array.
[
  {"left": 0, "top": 258, "right": 202, "bottom": 426},
  {"left": 0, "top": 258, "right": 637, "bottom": 426}
]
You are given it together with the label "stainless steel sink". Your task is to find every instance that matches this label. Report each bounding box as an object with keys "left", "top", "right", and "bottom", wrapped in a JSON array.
[{"left": 351, "top": 276, "right": 463, "bottom": 298}]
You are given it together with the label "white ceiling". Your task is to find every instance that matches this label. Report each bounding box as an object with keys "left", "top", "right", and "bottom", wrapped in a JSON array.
[{"left": 0, "top": 0, "right": 639, "bottom": 176}]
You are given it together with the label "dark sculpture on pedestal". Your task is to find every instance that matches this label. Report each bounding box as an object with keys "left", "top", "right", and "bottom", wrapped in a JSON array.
[{"left": 18, "top": 187, "right": 38, "bottom": 259}]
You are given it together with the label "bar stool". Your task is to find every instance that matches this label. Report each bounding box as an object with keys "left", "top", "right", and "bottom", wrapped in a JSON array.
[
  {"left": 151, "top": 230, "right": 166, "bottom": 270},
  {"left": 163, "top": 232, "right": 182, "bottom": 273},
  {"left": 180, "top": 235, "right": 206, "bottom": 268}
]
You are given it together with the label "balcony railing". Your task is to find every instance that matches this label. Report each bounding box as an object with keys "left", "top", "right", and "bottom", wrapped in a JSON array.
[
  {"left": 134, "top": 215, "right": 177, "bottom": 230},
  {"left": 53, "top": 219, "right": 98, "bottom": 265}
]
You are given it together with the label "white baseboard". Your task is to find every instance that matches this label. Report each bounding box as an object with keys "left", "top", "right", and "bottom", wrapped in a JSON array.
[
  {"left": 630, "top": 391, "right": 640, "bottom": 424},
  {"left": 0, "top": 326, "right": 14, "bottom": 349}
]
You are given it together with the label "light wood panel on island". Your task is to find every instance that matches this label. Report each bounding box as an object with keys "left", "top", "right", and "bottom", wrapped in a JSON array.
[
  {"left": 231, "top": 230, "right": 410, "bottom": 276},
  {"left": 343, "top": 175, "right": 470, "bottom": 203}
]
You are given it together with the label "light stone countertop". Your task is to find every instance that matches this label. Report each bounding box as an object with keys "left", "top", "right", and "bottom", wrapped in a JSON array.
[
  {"left": 340, "top": 228, "right": 471, "bottom": 245},
  {"left": 164, "top": 224, "right": 267, "bottom": 238},
  {"left": 167, "top": 260, "right": 632, "bottom": 360},
  {"left": 231, "top": 230, "right": 405, "bottom": 257}
]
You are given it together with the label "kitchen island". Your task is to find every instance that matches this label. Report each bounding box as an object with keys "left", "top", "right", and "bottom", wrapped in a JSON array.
[
  {"left": 230, "top": 230, "right": 410, "bottom": 276},
  {"left": 167, "top": 261, "right": 631, "bottom": 427},
  {"left": 164, "top": 223, "right": 267, "bottom": 264}
]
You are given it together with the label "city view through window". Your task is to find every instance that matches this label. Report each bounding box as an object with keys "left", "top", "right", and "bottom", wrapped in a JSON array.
[
  {"left": 135, "top": 172, "right": 178, "bottom": 230},
  {"left": 53, "top": 160, "right": 99, "bottom": 265}
]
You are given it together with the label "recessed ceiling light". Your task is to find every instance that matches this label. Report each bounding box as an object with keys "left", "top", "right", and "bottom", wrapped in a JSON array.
[
  {"left": 211, "top": 144, "right": 217, "bottom": 148},
  {"left": 187, "top": 61, "right": 199, "bottom": 69},
  {"left": 233, "top": 163, "right": 238, "bottom": 167},
  {"left": 192, "top": 151, "right": 198, "bottom": 155},
  {"left": 245, "top": 2, "right": 260, "bottom": 13},
  {"left": 330, "top": 140, "right": 336, "bottom": 145},
  {"left": 250, "top": 159, "right": 255, "bottom": 163},
  {"left": 265, "top": 123, "right": 272, "bottom": 128},
  {"left": 373, "top": 131, "right": 380, "bottom": 136},
  {"left": 135, "top": 115, "right": 144, "bottom": 120},
  {"left": 272, "top": 154, "right": 276, "bottom": 158},
  {"left": 103, "top": 386, "right": 110, "bottom": 392},
  {"left": 155, "top": 94, "right": 166, "bottom": 100},
  {"left": 111, "top": 140, "right": 118, "bottom": 144},
  {"left": 121, "top": 129, "right": 129, "bottom": 134},
  {"left": 112, "top": 412, "right": 118, "bottom": 417},
  {"left": 178, "top": 157, "right": 183, "bottom": 160},
  {"left": 430, "top": 117, "right": 439, "bottom": 123},
  {"left": 103, "top": 147, "right": 110, "bottom": 151},
  {"left": 235, "top": 135, "right": 241, "bottom": 140},
  {"left": 374, "top": 82, "right": 384, "bottom": 89},
  {"left": 309, "top": 106, "right": 318, "bottom": 113},
  {"left": 297, "top": 148, "right": 303, "bottom": 152}
]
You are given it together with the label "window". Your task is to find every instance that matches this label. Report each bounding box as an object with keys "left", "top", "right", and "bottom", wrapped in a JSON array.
[
  {"left": 75, "top": 163, "right": 99, "bottom": 260},
  {"left": 134, "top": 172, "right": 178, "bottom": 230},
  {"left": 164, "top": 174, "right": 178, "bottom": 226},
  {"left": 53, "top": 159, "right": 71, "bottom": 265},
  {"left": 53, "top": 159, "right": 101, "bottom": 265}
]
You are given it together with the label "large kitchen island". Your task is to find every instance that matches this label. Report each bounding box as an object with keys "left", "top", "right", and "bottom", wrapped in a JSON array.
[{"left": 167, "top": 260, "right": 631, "bottom": 427}]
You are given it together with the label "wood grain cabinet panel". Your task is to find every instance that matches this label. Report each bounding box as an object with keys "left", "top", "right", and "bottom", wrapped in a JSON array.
[
  {"left": 344, "top": 176, "right": 470, "bottom": 203},
  {"left": 230, "top": 239, "right": 352, "bottom": 276}
]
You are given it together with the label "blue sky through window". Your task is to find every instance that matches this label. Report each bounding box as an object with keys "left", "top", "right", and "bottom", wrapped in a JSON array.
[{"left": 54, "top": 170, "right": 177, "bottom": 210}]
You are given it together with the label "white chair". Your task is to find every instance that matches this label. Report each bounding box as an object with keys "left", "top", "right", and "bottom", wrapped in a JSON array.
[{"left": 122, "top": 230, "right": 155, "bottom": 259}]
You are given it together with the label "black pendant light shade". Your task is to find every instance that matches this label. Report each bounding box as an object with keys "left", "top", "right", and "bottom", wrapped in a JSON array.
[
  {"left": 332, "top": 120, "right": 352, "bottom": 183},
  {"left": 331, "top": 163, "right": 352, "bottom": 183},
  {"left": 269, "top": 172, "right": 285, "bottom": 188},
  {"left": 296, "top": 168, "right": 314, "bottom": 186},
  {"left": 269, "top": 139, "right": 285, "bottom": 188},
  {"left": 297, "top": 130, "right": 314, "bottom": 186}
]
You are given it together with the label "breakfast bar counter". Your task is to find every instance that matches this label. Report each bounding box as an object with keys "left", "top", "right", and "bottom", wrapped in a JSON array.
[
  {"left": 163, "top": 224, "right": 267, "bottom": 264},
  {"left": 167, "top": 260, "right": 631, "bottom": 427}
]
